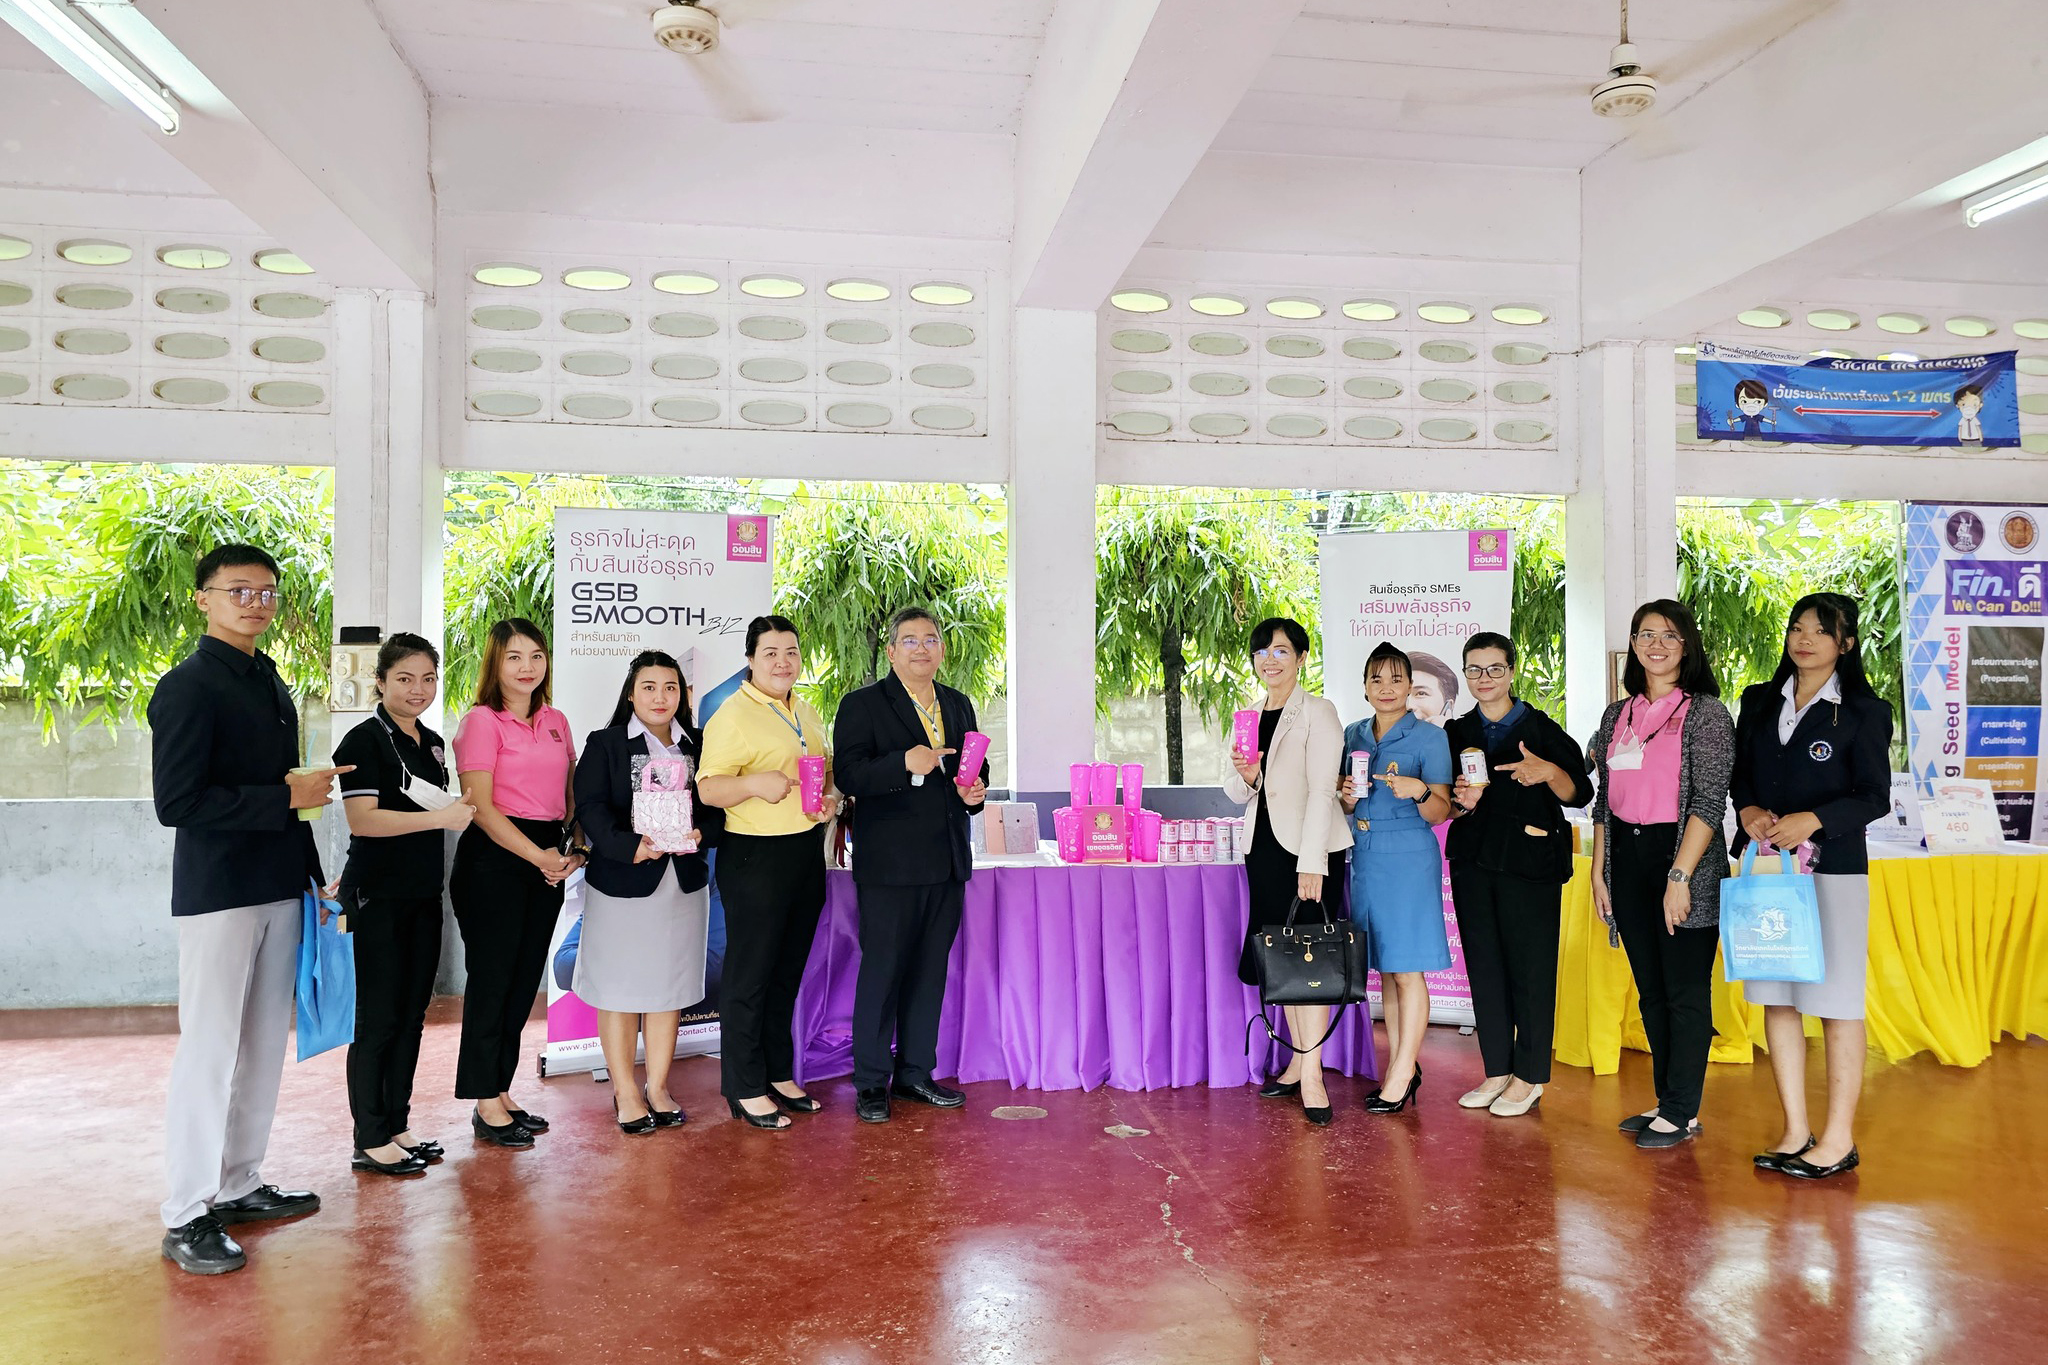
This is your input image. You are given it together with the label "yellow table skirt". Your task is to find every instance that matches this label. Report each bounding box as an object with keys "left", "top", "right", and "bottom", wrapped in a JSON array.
[{"left": 1551, "top": 852, "right": 2048, "bottom": 1073}]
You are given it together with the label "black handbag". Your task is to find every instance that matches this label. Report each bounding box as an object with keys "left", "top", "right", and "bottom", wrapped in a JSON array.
[{"left": 1244, "top": 898, "right": 1368, "bottom": 1062}]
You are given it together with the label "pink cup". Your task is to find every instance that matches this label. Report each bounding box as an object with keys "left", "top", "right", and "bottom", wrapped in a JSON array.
[
  {"left": 956, "top": 731, "right": 991, "bottom": 788},
  {"left": 798, "top": 754, "right": 826, "bottom": 815},
  {"left": 1232, "top": 709, "right": 1260, "bottom": 760},
  {"left": 1069, "top": 763, "right": 1091, "bottom": 810},
  {"left": 1349, "top": 750, "right": 1371, "bottom": 796},
  {"left": 1089, "top": 762, "right": 1118, "bottom": 807},
  {"left": 1134, "top": 809, "right": 1162, "bottom": 863},
  {"left": 1054, "top": 807, "right": 1084, "bottom": 863},
  {"left": 1120, "top": 763, "right": 1145, "bottom": 813}
]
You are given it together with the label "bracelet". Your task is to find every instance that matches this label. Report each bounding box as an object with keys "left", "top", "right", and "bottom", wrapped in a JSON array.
[{"left": 1411, "top": 791, "right": 1427, "bottom": 805}]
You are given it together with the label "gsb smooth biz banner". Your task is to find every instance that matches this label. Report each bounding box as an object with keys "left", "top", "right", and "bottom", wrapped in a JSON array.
[
  {"left": 1902, "top": 501, "right": 2048, "bottom": 844},
  {"left": 1319, "top": 528, "right": 1515, "bottom": 1027},
  {"left": 1696, "top": 341, "right": 2019, "bottom": 448},
  {"left": 543, "top": 508, "right": 776, "bottom": 1075}
]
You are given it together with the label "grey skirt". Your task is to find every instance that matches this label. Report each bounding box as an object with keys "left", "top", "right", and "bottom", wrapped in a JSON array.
[
  {"left": 1743, "top": 872, "right": 1869, "bottom": 1020},
  {"left": 572, "top": 863, "right": 709, "bottom": 1013}
]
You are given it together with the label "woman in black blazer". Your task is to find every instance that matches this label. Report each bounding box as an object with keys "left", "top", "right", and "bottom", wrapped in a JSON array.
[
  {"left": 572, "top": 650, "right": 723, "bottom": 1134},
  {"left": 1443, "top": 632, "right": 1593, "bottom": 1118},
  {"left": 1731, "top": 593, "right": 1892, "bottom": 1180}
]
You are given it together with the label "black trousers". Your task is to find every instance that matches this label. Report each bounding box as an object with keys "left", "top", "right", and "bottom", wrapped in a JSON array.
[
  {"left": 450, "top": 819, "right": 564, "bottom": 1100},
  {"left": 1608, "top": 819, "right": 1719, "bottom": 1126},
  {"left": 1449, "top": 865, "right": 1561, "bottom": 1085},
  {"left": 715, "top": 828, "right": 827, "bottom": 1099},
  {"left": 346, "top": 892, "right": 443, "bottom": 1148},
  {"left": 851, "top": 880, "right": 964, "bottom": 1090}
]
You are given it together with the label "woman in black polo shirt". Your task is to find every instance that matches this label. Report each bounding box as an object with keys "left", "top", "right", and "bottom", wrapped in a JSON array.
[
  {"left": 1444, "top": 632, "right": 1592, "bottom": 1118},
  {"left": 1731, "top": 593, "right": 1892, "bottom": 1180},
  {"left": 335, "top": 634, "right": 476, "bottom": 1176}
]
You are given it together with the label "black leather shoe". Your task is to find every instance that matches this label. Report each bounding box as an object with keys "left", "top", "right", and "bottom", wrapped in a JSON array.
[
  {"left": 892, "top": 1079, "right": 965, "bottom": 1108},
  {"left": 162, "top": 1215, "right": 245, "bottom": 1275},
  {"left": 614, "top": 1096, "right": 657, "bottom": 1137},
  {"left": 352, "top": 1148, "right": 429, "bottom": 1177},
  {"left": 1304, "top": 1104, "right": 1334, "bottom": 1126},
  {"left": 505, "top": 1108, "right": 548, "bottom": 1133},
  {"left": 1258, "top": 1078, "right": 1302, "bottom": 1099},
  {"left": 646, "top": 1089, "right": 687, "bottom": 1128},
  {"left": 211, "top": 1185, "right": 320, "bottom": 1224},
  {"left": 472, "top": 1110, "right": 535, "bottom": 1148},
  {"left": 1781, "top": 1146, "right": 1860, "bottom": 1180},
  {"left": 398, "top": 1139, "right": 444, "bottom": 1163},
  {"left": 1618, "top": 1112, "right": 1657, "bottom": 1134},
  {"left": 1636, "top": 1118, "right": 1702, "bottom": 1150},
  {"left": 770, "top": 1086, "right": 823, "bottom": 1115},
  {"left": 1753, "top": 1135, "right": 1817, "bottom": 1172},
  {"left": 726, "top": 1097, "right": 791, "bottom": 1131},
  {"left": 856, "top": 1088, "right": 892, "bottom": 1124}
]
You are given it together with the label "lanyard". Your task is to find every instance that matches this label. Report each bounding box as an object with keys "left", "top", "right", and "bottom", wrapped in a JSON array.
[
  {"left": 910, "top": 692, "right": 944, "bottom": 745},
  {"left": 761, "top": 693, "right": 807, "bottom": 748}
]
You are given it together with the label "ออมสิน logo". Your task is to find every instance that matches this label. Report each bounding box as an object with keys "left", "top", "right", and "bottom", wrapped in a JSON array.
[
  {"left": 1468, "top": 529, "right": 1510, "bottom": 571},
  {"left": 727, "top": 515, "right": 768, "bottom": 562}
]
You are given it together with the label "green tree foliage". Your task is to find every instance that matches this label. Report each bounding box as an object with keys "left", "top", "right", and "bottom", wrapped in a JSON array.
[
  {"left": 1095, "top": 487, "right": 1317, "bottom": 784},
  {"left": 769, "top": 483, "right": 1007, "bottom": 717},
  {"left": 0, "top": 461, "right": 332, "bottom": 730}
]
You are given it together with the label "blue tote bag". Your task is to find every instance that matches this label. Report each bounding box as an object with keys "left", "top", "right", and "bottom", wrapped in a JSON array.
[
  {"left": 296, "top": 882, "right": 356, "bottom": 1061},
  {"left": 1718, "top": 845, "right": 1825, "bottom": 984}
]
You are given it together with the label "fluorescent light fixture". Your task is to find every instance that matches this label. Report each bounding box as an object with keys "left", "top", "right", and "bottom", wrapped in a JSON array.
[
  {"left": 0, "top": 0, "right": 180, "bottom": 133},
  {"left": 1964, "top": 163, "right": 2048, "bottom": 227}
]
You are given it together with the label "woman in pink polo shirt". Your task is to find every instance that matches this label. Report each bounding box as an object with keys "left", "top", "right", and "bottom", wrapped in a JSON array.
[
  {"left": 1588, "top": 600, "right": 1735, "bottom": 1151},
  {"left": 450, "top": 618, "right": 582, "bottom": 1148}
]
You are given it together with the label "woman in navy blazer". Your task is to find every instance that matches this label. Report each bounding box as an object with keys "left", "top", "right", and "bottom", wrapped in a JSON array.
[
  {"left": 572, "top": 651, "right": 724, "bottom": 1134},
  {"left": 1730, "top": 593, "right": 1891, "bottom": 1180}
]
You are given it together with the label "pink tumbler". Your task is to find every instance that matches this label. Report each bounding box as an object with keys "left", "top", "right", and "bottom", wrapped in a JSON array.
[
  {"left": 1054, "top": 807, "right": 1084, "bottom": 863},
  {"left": 955, "top": 731, "right": 991, "bottom": 788},
  {"left": 1089, "top": 762, "right": 1118, "bottom": 807},
  {"left": 1232, "top": 708, "right": 1260, "bottom": 760},
  {"left": 1120, "top": 763, "right": 1144, "bottom": 813},
  {"left": 1134, "top": 810, "right": 1162, "bottom": 863},
  {"left": 798, "top": 754, "right": 827, "bottom": 815},
  {"left": 1069, "top": 763, "right": 1091, "bottom": 811},
  {"left": 1349, "top": 751, "right": 1371, "bottom": 796}
]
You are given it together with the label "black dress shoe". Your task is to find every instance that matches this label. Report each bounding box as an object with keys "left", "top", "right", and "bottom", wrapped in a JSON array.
[
  {"left": 1618, "top": 1112, "right": 1657, "bottom": 1134},
  {"left": 472, "top": 1110, "right": 535, "bottom": 1148},
  {"left": 646, "top": 1089, "right": 687, "bottom": 1128},
  {"left": 892, "top": 1079, "right": 965, "bottom": 1108},
  {"left": 1304, "top": 1104, "right": 1334, "bottom": 1126},
  {"left": 726, "top": 1097, "right": 791, "bottom": 1130},
  {"left": 1753, "top": 1135, "right": 1817, "bottom": 1172},
  {"left": 1780, "top": 1146, "right": 1860, "bottom": 1180},
  {"left": 352, "top": 1148, "right": 429, "bottom": 1177},
  {"left": 398, "top": 1139, "right": 445, "bottom": 1163},
  {"left": 770, "top": 1086, "right": 823, "bottom": 1115},
  {"left": 211, "top": 1185, "right": 320, "bottom": 1224},
  {"left": 614, "top": 1096, "right": 657, "bottom": 1137},
  {"left": 505, "top": 1108, "right": 548, "bottom": 1133},
  {"left": 856, "top": 1088, "right": 892, "bottom": 1124},
  {"left": 1258, "top": 1078, "right": 1302, "bottom": 1099},
  {"left": 162, "top": 1215, "right": 245, "bottom": 1275},
  {"left": 1635, "top": 1118, "right": 1702, "bottom": 1150}
]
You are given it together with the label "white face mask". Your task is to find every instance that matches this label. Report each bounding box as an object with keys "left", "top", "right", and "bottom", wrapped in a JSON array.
[{"left": 383, "top": 723, "right": 462, "bottom": 810}]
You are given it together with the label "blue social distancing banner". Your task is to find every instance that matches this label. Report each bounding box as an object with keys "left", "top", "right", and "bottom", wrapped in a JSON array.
[{"left": 1696, "top": 341, "right": 2019, "bottom": 447}]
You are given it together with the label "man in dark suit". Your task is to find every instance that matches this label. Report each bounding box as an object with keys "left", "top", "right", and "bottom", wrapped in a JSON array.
[{"left": 832, "top": 607, "right": 987, "bottom": 1123}]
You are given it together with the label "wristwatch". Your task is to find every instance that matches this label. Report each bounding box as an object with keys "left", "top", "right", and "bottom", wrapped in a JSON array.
[{"left": 1666, "top": 867, "right": 1692, "bottom": 885}]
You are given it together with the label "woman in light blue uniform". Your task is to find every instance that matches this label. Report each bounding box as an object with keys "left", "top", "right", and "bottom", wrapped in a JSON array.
[{"left": 1342, "top": 643, "right": 1454, "bottom": 1115}]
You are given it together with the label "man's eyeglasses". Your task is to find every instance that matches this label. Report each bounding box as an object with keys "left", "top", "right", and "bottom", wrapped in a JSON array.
[
  {"left": 1633, "top": 630, "right": 1683, "bottom": 647},
  {"left": 895, "top": 635, "right": 942, "bottom": 651},
  {"left": 201, "top": 587, "right": 282, "bottom": 609},
  {"left": 1253, "top": 646, "right": 1296, "bottom": 661},
  {"left": 1462, "top": 663, "right": 1510, "bottom": 680}
]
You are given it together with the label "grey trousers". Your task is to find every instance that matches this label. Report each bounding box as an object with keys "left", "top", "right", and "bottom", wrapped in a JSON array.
[{"left": 161, "top": 898, "right": 300, "bottom": 1229}]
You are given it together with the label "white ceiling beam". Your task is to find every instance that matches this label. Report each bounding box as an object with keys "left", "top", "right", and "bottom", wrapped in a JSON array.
[
  {"left": 1011, "top": 0, "right": 1307, "bottom": 311},
  {"left": 87, "top": 0, "right": 435, "bottom": 290},
  {"left": 1581, "top": 0, "right": 2048, "bottom": 340}
]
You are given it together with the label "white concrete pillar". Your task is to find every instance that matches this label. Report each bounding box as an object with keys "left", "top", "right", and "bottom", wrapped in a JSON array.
[
  {"left": 1006, "top": 307, "right": 1100, "bottom": 792},
  {"left": 1564, "top": 340, "right": 1679, "bottom": 742}
]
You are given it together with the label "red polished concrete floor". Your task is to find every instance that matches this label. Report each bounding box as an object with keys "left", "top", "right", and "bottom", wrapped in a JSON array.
[{"left": 6, "top": 1002, "right": 2046, "bottom": 1365}]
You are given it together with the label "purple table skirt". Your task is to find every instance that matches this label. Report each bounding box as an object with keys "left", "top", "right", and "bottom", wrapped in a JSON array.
[{"left": 795, "top": 864, "right": 1380, "bottom": 1092}]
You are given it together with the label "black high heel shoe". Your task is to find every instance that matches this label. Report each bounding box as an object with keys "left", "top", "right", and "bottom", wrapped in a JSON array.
[
  {"left": 1258, "top": 1078, "right": 1301, "bottom": 1099},
  {"left": 770, "top": 1086, "right": 822, "bottom": 1115},
  {"left": 1364, "top": 1072, "right": 1420, "bottom": 1115},
  {"left": 727, "top": 1097, "right": 791, "bottom": 1131},
  {"left": 614, "top": 1096, "right": 657, "bottom": 1137},
  {"left": 471, "top": 1109, "right": 534, "bottom": 1148},
  {"left": 1303, "top": 1102, "right": 1334, "bottom": 1126},
  {"left": 646, "top": 1088, "right": 687, "bottom": 1128}
]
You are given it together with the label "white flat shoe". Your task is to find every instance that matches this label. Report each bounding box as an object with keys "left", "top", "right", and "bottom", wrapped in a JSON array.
[
  {"left": 1458, "top": 1078, "right": 1511, "bottom": 1109},
  {"left": 1489, "top": 1084, "right": 1543, "bottom": 1117}
]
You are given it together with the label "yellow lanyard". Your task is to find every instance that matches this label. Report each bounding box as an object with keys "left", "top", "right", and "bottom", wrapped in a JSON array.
[{"left": 910, "top": 692, "right": 944, "bottom": 747}]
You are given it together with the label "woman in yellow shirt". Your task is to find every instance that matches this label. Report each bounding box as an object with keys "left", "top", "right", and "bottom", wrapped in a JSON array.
[{"left": 698, "top": 615, "right": 839, "bottom": 1131}]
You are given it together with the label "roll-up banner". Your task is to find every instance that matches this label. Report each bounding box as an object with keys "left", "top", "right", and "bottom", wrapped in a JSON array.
[
  {"left": 1319, "top": 529, "right": 1515, "bottom": 1026},
  {"left": 1696, "top": 341, "right": 2019, "bottom": 447},
  {"left": 542, "top": 509, "right": 776, "bottom": 1075},
  {"left": 1903, "top": 502, "right": 2048, "bottom": 845}
]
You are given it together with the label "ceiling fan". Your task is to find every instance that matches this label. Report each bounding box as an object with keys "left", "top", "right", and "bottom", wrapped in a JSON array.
[{"left": 1401, "top": 0, "right": 1835, "bottom": 157}]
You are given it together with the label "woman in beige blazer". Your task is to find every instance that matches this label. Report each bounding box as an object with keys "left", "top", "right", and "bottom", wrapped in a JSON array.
[{"left": 1225, "top": 617, "right": 1351, "bottom": 1125}]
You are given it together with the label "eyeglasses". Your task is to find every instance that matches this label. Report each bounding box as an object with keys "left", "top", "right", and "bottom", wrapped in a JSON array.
[
  {"left": 1253, "top": 646, "right": 1297, "bottom": 661},
  {"left": 895, "top": 635, "right": 942, "bottom": 651},
  {"left": 1634, "top": 630, "right": 1683, "bottom": 647},
  {"left": 201, "top": 587, "right": 282, "bottom": 609},
  {"left": 1462, "top": 663, "right": 1511, "bottom": 680}
]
